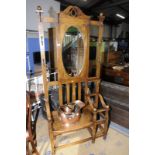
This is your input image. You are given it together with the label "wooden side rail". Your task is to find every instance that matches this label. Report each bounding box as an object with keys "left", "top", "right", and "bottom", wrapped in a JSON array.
[
  {"left": 86, "top": 94, "right": 109, "bottom": 111},
  {"left": 98, "top": 94, "right": 110, "bottom": 110}
]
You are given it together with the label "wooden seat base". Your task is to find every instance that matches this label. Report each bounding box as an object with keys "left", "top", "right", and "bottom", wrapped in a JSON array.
[{"left": 51, "top": 105, "right": 93, "bottom": 135}]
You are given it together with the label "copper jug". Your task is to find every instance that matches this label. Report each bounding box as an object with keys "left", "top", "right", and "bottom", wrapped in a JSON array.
[{"left": 58, "top": 100, "right": 85, "bottom": 125}]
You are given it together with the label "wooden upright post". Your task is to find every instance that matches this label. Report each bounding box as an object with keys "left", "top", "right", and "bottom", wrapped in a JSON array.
[
  {"left": 36, "top": 6, "right": 56, "bottom": 154},
  {"left": 36, "top": 6, "right": 51, "bottom": 121},
  {"left": 96, "top": 13, "right": 105, "bottom": 78}
]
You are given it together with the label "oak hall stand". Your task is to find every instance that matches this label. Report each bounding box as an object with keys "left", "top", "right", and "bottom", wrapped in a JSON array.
[{"left": 36, "top": 6, "right": 110, "bottom": 155}]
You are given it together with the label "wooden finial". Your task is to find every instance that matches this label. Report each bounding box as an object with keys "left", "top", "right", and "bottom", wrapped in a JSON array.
[
  {"left": 36, "top": 6, "right": 43, "bottom": 13},
  {"left": 99, "top": 12, "right": 105, "bottom": 22},
  {"left": 36, "top": 6, "right": 43, "bottom": 22},
  {"left": 100, "top": 12, "right": 103, "bottom": 16}
]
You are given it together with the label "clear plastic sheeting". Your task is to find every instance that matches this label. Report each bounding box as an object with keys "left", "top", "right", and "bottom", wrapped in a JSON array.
[{"left": 26, "top": 75, "right": 44, "bottom": 94}]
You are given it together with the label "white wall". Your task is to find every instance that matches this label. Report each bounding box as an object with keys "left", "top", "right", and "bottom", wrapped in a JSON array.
[{"left": 26, "top": 0, "right": 60, "bottom": 31}]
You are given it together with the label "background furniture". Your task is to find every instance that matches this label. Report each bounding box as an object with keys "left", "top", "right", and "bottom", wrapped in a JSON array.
[
  {"left": 26, "top": 92, "right": 39, "bottom": 155},
  {"left": 101, "top": 65, "right": 129, "bottom": 86},
  {"left": 106, "top": 51, "right": 122, "bottom": 65},
  {"left": 101, "top": 81, "right": 129, "bottom": 128}
]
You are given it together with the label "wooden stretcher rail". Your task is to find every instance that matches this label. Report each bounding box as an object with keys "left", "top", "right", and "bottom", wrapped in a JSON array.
[
  {"left": 55, "top": 137, "right": 92, "bottom": 149},
  {"left": 59, "top": 79, "right": 86, "bottom": 84},
  {"left": 55, "top": 130, "right": 106, "bottom": 150},
  {"left": 96, "top": 109, "right": 107, "bottom": 113},
  {"left": 48, "top": 81, "right": 59, "bottom": 87},
  {"left": 85, "top": 93, "right": 99, "bottom": 97},
  {"left": 48, "top": 78, "right": 100, "bottom": 87},
  {"left": 90, "top": 20, "right": 100, "bottom": 26},
  {"left": 53, "top": 123, "right": 93, "bottom": 135},
  {"left": 47, "top": 78, "right": 100, "bottom": 89},
  {"left": 87, "top": 77, "right": 100, "bottom": 82},
  {"left": 96, "top": 119, "right": 106, "bottom": 125}
]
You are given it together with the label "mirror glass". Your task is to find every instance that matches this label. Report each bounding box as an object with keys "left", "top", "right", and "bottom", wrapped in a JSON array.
[{"left": 62, "top": 26, "right": 84, "bottom": 76}]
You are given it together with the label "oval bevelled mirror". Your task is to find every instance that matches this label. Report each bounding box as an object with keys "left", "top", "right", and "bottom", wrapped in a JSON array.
[{"left": 62, "top": 26, "right": 84, "bottom": 76}]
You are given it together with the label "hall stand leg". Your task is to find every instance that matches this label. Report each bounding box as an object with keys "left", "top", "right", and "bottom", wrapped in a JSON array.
[
  {"left": 31, "top": 140, "right": 39, "bottom": 155},
  {"left": 26, "top": 141, "right": 30, "bottom": 155},
  {"left": 48, "top": 121, "right": 56, "bottom": 155},
  {"left": 50, "top": 132, "right": 56, "bottom": 155},
  {"left": 92, "top": 111, "right": 97, "bottom": 143},
  {"left": 103, "top": 111, "right": 109, "bottom": 140}
]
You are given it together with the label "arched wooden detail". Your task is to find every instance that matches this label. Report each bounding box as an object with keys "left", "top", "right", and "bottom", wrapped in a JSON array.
[{"left": 60, "top": 5, "right": 90, "bottom": 19}]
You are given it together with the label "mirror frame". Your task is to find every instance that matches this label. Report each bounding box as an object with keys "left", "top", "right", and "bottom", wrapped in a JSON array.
[{"left": 56, "top": 6, "right": 90, "bottom": 81}]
